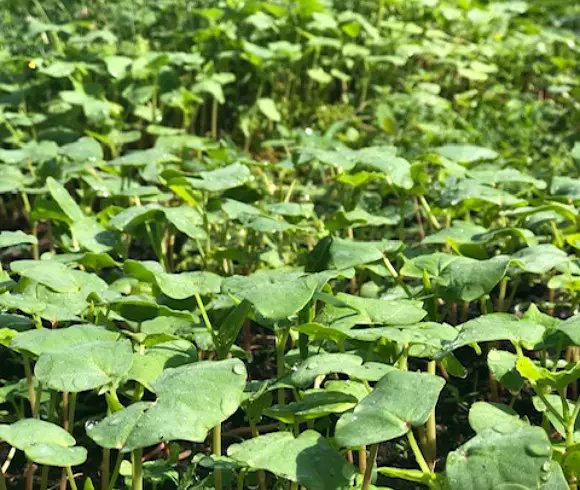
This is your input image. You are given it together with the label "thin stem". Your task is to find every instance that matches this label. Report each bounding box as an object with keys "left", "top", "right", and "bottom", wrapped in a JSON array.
[
  {"left": 418, "top": 195, "right": 441, "bottom": 230},
  {"left": 211, "top": 98, "right": 219, "bottom": 140},
  {"left": 107, "top": 452, "right": 124, "bottom": 490},
  {"left": 65, "top": 467, "right": 78, "bottom": 490},
  {"left": 425, "top": 361, "right": 437, "bottom": 470},
  {"left": 23, "top": 356, "right": 38, "bottom": 418},
  {"left": 536, "top": 391, "right": 566, "bottom": 427},
  {"left": 407, "top": 429, "right": 431, "bottom": 474},
  {"left": 40, "top": 465, "right": 49, "bottom": 490},
  {"left": 361, "top": 444, "right": 378, "bottom": 490},
  {"left": 1, "top": 447, "right": 16, "bottom": 474},
  {"left": 195, "top": 294, "right": 214, "bottom": 335},
  {"left": 68, "top": 393, "right": 77, "bottom": 434},
  {"left": 213, "top": 423, "right": 222, "bottom": 490},
  {"left": 275, "top": 329, "right": 289, "bottom": 404},
  {"left": 358, "top": 446, "right": 367, "bottom": 476},
  {"left": 382, "top": 256, "right": 413, "bottom": 298},
  {"left": 497, "top": 277, "right": 508, "bottom": 312},
  {"left": 25, "top": 462, "right": 35, "bottom": 490},
  {"left": 101, "top": 449, "right": 110, "bottom": 490},
  {"left": 131, "top": 449, "right": 143, "bottom": 490}
]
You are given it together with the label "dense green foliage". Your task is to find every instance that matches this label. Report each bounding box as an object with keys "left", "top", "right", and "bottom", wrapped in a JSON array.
[{"left": 0, "top": 0, "right": 580, "bottom": 489}]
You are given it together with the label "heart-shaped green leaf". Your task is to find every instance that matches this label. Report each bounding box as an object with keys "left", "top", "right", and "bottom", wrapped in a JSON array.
[
  {"left": 228, "top": 430, "right": 355, "bottom": 490},
  {"left": 0, "top": 419, "right": 87, "bottom": 467},
  {"left": 35, "top": 339, "right": 133, "bottom": 392},
  {"left": 335, "top": 370, "right": 445, "bottom": 447},
  {"left": 468, "top": 402, "right": 526, "bottom": 434},
  {"left": 445, "top": 426, "right": 552, "bottom": 490},
  {"left": 127, "top": 339, "right": 198, "bottom": 390},
  {"left": 88, "top": 359, "right": 246, "bottom": 451},
  {"left": 10, "top": 260, "right": 80, "bottom": 293}
]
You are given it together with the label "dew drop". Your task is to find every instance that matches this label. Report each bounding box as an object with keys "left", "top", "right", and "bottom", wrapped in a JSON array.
[
  {"left": 233, "top": 364, "right": 245, "bottom": 375},
  {"left": 525, "top": 443, "right": 551, "bottom": 457}
]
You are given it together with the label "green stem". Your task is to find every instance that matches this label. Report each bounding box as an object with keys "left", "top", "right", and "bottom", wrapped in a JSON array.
[
  {"left": 67, "top": 393, "right": 77, "bottom": 434},
  {"left": 536, "top": 391, "right": 566, "bottom": 427},
  {"left": 211, "top": 98, "right": 219, "bottom": 139},
  {"left": 383, "top": 256, "right": 412, "bottom": 298},
  {"left": 419, "top": 196, "right": 441, "bottom": 230},
  {"left": 213, "top": 423, "right": 222, "bottom": 490},
  {"left": 65, "top": 467, "right": 78, "bottom": 490},
  {"left": 101, "top": 449, "right": 110, "bottom": 490},
  {"left": 361, "top": 444, "right": 378, "bottom": 490},
  {"left": 23, "top": 356, "right": 38, "bottom": 418},
  {"left": 131, "top": 449, "right": 143, "bottom": 490},
  {"left": 497, "top": 277, "right": 508, "bottom": 312},
  {"left": 195, "top": 294, "right": 214, "bottom": 335},
  {"left": 107, "top": 452, "right": 124, "bottom": 490},
  {"left": 40, "top": 465, "right": 49, "bottom": 490},
  {"left": 407, "top": 429, "right": 431, "bottom": 474},
  {"left": 275, "top": 329, "right": 289, "bottom": 404},
  {"left": 425, "top": 361, "right": 437, "bottom": 470}
]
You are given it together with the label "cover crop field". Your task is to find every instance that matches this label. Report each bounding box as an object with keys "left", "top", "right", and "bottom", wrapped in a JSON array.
[{"left": 0, "top": 0, "right": 579, "bottom": 489}]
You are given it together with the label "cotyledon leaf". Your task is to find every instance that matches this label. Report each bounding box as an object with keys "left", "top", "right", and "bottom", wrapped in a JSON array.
[
  {"left": 237, "top": 274, "right": 318, "bottom": 321},
  {"left": 109, "top": 204, "right": 165, "bottom": 231},
  {"left": 72, "top": 217, "right": 119, "bottom": 253},
  {"left": 10, "top": 260, "right": 80, "bottom": 293},
  {"left": 227, "top": 430, "right": 355, "bottom": 490},
  {"left": 468, "top": 401, "right": 526, "bottom": 434},
  {"left": 264, "top": 389, "right": 358, "bottom": 424},
  {"left": 445, "top": 426, "right": 553, "bottom": 490},
  {"left": 334, "top": 293, "right": 426, "bottom": 325},
  {"left": 402, "top": 254, "right": 510, "bottom": 302},
  {"left": 434, "top": 144, "right": 498, "bottom": 163},
  {"left": 287, "top": 353, "right": 395, "bottom": 388},
  {"left": 154, "top": 271, "right": 222, "bottom": 300},
  {"left": 11, "top": 324, "right": 119, "bottom": 357},
  {"left": 0, "top": 419, "right": 87, "bottom": 467},
  {"left": 439, "top": 314, "right": 545, "bottom": 356},
  {"left": 307, "top": 236, "right": 384, "bottom": 271},
  {"left": 335, "top": 370, "right": 445, "bottom": 448},
  {"left": 58, "top": 136, "right": 103, "bottom": 162},
  {"left": 511, "top": 245, "right": 569, "bottom": 275},
  {"left": 127, "top": 339, "right": 198, "bottom": 390},
  {"left": 186, "top": 163, "right": 251, "bottom": 192},
  {"left": 0, "top": 231, "right": 38, "bottom": 249},
  {"left": 87, "top": 359, "right": 247, "bottom": 452},
  {"left": 35, "top": 339, "right": 133, "bottom": 392},
  {"left": 487, "top": 349, "right": 524, "bottom": 393}
]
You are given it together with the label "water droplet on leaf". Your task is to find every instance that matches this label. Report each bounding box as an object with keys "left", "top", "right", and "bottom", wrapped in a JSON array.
[
  {"left": 232, "top": 363, "right": 245, "bottom": 375},
  {"left": 525, "top": 443, "right": 551, "bottom": 457}
]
